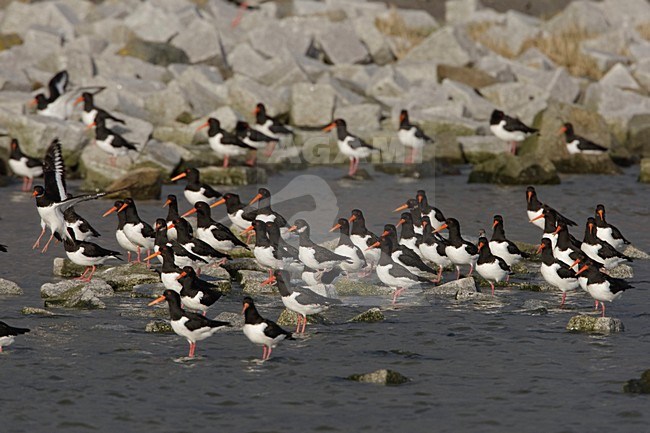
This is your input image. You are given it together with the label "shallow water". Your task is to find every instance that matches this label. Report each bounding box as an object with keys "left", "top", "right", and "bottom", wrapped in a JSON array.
[{"left": 1, "top": 166, "right": 648, "bottom": 433}]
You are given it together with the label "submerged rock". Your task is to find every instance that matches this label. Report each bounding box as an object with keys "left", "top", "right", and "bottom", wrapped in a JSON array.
[
  {"left": 221, "top": 258, "right": 266, "bottom": 274},
  {"left": 552, "top": 154, "right": 621, "bottom": 175},
  {"left": 41, "top": 279, "right": 113, "bottom": 309},
  {"left": 347, "top": 369, "right": 409, "bottom": 386},
  {"left": 145, "top": 320, "right": 173, "bottom": 333},
  {"left": 21, "top": 307, "right": 55, "bottom": 316},
  {"left": 334, "top": 278, "right": 394, "bottom": 296},
  {"left": 276, "top": 309, "right": 332, "bottom": 326},
  {"left": 347, "top": 308, "right": 385, "bottom": 323},
  {"left": 423, "top": 277, "right": 477, "bottom": 297},
  {"left": 623, "top": 370, "right": 650, "bottom": 394},
  {"left": 236, "top": 270, "right": 276, "bottom": 295},
  {"left": 99, "top": 263, "right": 161, "bottom": 292},
  {"left": 468, "top": 153, "right": 560, "bottom": 185},
  {"left": 566, "top": 315, "right": 624, "bottom": 334},
  {"left": 373, "top": 162, "right": 440, "bottom": 178},
  {"left": 640, "top": 158, "right": 650, "bottom": 184},
  {"left": 0, "top": 278, "right": 23, "bottom": 295},
  {"left": 607, "top": 264, "right": 634, "bottom": 279},
  {"left": 52, "top": 258, "right": 94, "bottom": 278},
  {"left": 622, "top": 245, "right": 650, "bottom": 260},
  {"left": 117, "top": 37, "right": 189, "bottom": 66}
]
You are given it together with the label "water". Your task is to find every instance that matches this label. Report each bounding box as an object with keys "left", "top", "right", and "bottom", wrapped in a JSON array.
[{"left": 1, "top": 166, "right": 649, "bottom": 433}]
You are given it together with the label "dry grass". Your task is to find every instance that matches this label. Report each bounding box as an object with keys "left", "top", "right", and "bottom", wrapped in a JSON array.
[
  {"left": 466, "top": 20, "right": 601, "bottom": 80},
  {"left": 637, "top": 22, "right": 650, "bottom": 40},
  {"left": 375, "top": 6, "right": 434, "bottom": 59}
]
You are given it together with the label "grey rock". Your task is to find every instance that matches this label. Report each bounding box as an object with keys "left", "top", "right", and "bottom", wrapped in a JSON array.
[
  {"left": 623, "top": 369, "right": 650, "bottom": 394},
  {"left": 227, "top": 75, "right": 289, "bottom": 118},
  {"left": 98, "top": 263, "right": 161, "bottom": 292},
  {"left": 221, "top": 258, "right": 267, "bottom": 274},
  {"left": 0, "top": 278, "right": 23, "bottom": 295},
  {"left": 197, "top": 166, "right": 267, "bottom": 186},
  {"left": 124, "top": 2, "right": 184, "bottom": 43},
  {"left": 214, "top": 311, "right": 243, "bottom": 331},
  {"left": 566, "top": 314, "right": 624, "bottom": 334},
  {"left": 607, "top": 264, "right": 634, "bottom": 279},
  {"left": 228, "top": 43, "right": 277, "bottom": 82},
  {"left": 53, "top": 258, "right": 106, "bottom": 278},
  {"left": 633, "top": 59, "right": 650, "bottom": 92},
  {"left": 517, "top": 47, "right": 557, "bottom": 71},
  {"left": 334, "top": 278, "right": 394, "bottom": 296},
  {"left": 173, "top": 66, "right": 226, "bottom": 118},
  {"left": 457, "top": 136, "right": 509, "bottom": 164},
  {"left": 131, "top": 283, "right": 165, "bottom": 299},
  {"left": 484, "top": 11, "right": 541, "bottom": 56},
  {"left": 400, "top": 26, "right": 474, "bottom": 66},
  {"left": 259, "top": 54, "right": 310, "bottom": 88},
  {"left": 236, "top": 270, "right": 276, "bottom": 295},
  {"left": 347, "top": 307, "right": 385, "bottom": 323},
  {"left": 290, "top": 83, "right": 335, "bottom": 127},
  {"left": 117, "top": 37, "right": 189, "bottom": 67},
  {"left": 599, "top": 63, "right": 640, "bottom": 90},
  {"left": 441, "top": 79, "right": 495, "bottom": 121},
  {"left": 145, "top": 320, "right": 173, "bottom": 333},
  {"left": 62, "top": 286, "right": 108, "bottom": 310},
  {"left": 276, "top": 308, "right": 332, "bottom": 326},
  {"left": 1, "top": 2, "right": 79, "bottom": 40},
  {"left": 21, "top": 307, "right": 55, "bottom": 316},
  {"left": 423, "top": 277, "right": 477, "bottom": 297},
  {"left": 468, "top": 153, "right": 560, "bottom": 185},
  {"left": 352, "top": 16, "right": 394, "bottom": 65},
  {"left": 545, "top": 1, "right": 611, "bottom": 36},
  {"left": 316, "top": 20, "right": 368, "bottom": 65},
  {"left": 366, "top": 66, "right": 409, "bottom": 99},
  {"left": 480, "top": 82, "right": 548, "bottom": 125},
  {"left": 348, "top": 369, "right": 409, "bottom": 386},
  {"left": 445, "top": 0, "right": 482, "bottom": 24},
  {"left": 333, "top": 104, "right": 381, "bottom": 132},
  {"left": 41, "top": 279, "right": 115, "bottom": 299},
  {"left": 171, "top": 17, "right": 224, "bottom": 64},
  {"left": 622, "top": 244, "right": 650, "bottom": 259},
  {"left": 144, "top": 81, "right": 192, "bottom": 125}
]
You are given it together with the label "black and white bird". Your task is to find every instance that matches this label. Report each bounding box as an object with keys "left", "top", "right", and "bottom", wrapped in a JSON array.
[
  {"left": 248, "top": 220, "right": 283, "bottom": 278},
  {"left": 148, "top": 244, "right": 183, "bottom": 293},
  {"left": 559, "top": 123, "right": 607, "bottom": 155},
  {"left": 242, "top": 296, "right": 294, "bottom": 361},
  {"left": 300, "top": 266, "right": 344, "bottom": 288},
  {"left": 170, "top": 218, "right": 230, "bottom": 269},
  {"left": 235, "top": 120, "right": 275, "bottom": 165},
  {"left": 489, "top": 215, "right": 529, "bottom": 267},
  {"left": 197, "top": 118, "right": 254, "bottom": 168},
  {"left": 64, "top": 207, "right": 100, "bottom": 242},
  {"left": 0, "top": 321, "right": 30, "bottom": 353},
  {"left": 416, "top": 190, "right": 445, "bottom": 230},
  {"left": 117, "top": 198, "right": 155, "bottom": 262},
  {"left": 265, "top": 269, "right": 341, "bottom": 334},
  {"left": 253, "top": 102, "right": 293, "bottom": 157},
  {"left": 8, "top": 138, "right": 43, "bottom": 192},
  {"left": 581, "top": 217, "right": 632, "bottom": 270},
  {"left": 176, "top": 266, "right": 224, "bottom": 315},
  {"left": 330, "top": 218, "right": 367, "bottom": 273},
  {"left": 398, "top": 110, "right": 433, "bottom": 164},
  {"left": 594, "top": 204, "right": 630, "bottom": 252},
  {"left": 553, "top": 221, "right": 585, "bottom": 269},
  {"left": 171, "top": 168, "right": 221, "bottom": 207},
  {"left": 394, "top": 198, "right": 424, "bottom": 235},
  {"left": 526, "top": 186, "right": 576, "bottom": 230},
  {"left": 396, "top": 212, "right": 423, "bottom": 257},
  {"left": 380, "top": 224, "right": 436, "bottom": 277},
  {"left": 31, "top": 70, "right": 72, "bottom": 119},
  {"left": 249, "top": 188, "right": 291, "bottom": 239},
  {"left": 149, "top": 289, "right": 230, "bottom": 358},
  {"left": 538, "top": 238, "right": 579, "bottom": 307},
  {"left": 90, "top": 111, "right": 138, "bottom": 165},
  {"left": 375, "top": 236, "right": 430, "bottom": 304},
  {"left": 265, "top": 220, "right": 304, "bottom": 275},
  {"left": 102, "top": 200, "right": 140, "bottom": 263},
  {"left": 152, "top": 219, "right": 207, "bottom": 270},
  {"left": 348, "top": 209, "right": 381, "bottom": 271},
  {"left": 162, "top": 194, "right": 182, "bottom": 240},
  {"left": 290, "top": 219, "right": 352, "bottom": 271},
  {"left": 191, "top": 201, "right": 249, "bottom": 253},
  {"left": 323, "top": 118, "right": 377, "bottom": 177},
  {"left": 74, "top": 91, "right": 124, "bottom": 127},
  {"left": 205, "top": 192, "right": 257, "bottom": 232},
  {"left": 433, "top": 218, "right": 479, "bottom": 280},
  {"left": 63, "top": 228, "right": 121, "bottom": 282},
  {"left": 32, "top": 139, "right": 110, "bottom": 253},
  {"left": 575, "top": 263, "right": 632, "bottom": 317},
  {"left": 476, "top": 237, "right": 512, "bottom": 296},
  {"left": 489, "top": 109, "right": 538, "bottom": 154},
  {"left": 419, "top": 216, "right": 451, "bottom": 283}
]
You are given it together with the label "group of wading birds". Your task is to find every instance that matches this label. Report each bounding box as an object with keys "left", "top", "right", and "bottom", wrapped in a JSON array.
[{"left": 0, "top": 136, "right": 636, "bottom": 359}]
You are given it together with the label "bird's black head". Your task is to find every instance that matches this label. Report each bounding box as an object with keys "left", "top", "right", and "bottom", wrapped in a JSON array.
[
  {"left": 349, "top": 209, "right": 364, "bottom": 223},
  {"left": 399, "top": 109, "right": 409, "bottom": 124},
  {"left": 490, "top": 109, "right": 504, "bottom": 124},
  {"left": 493, "top": 215, "right": 504, "bottom": 227},
  {"left": 10, "top": 138, "right": 19, "bottom": 152},
  {"left": 526, "top": 186, "right": 537, "bottom": 203},
  {"left": 273, "top": 269, "right": 291, "bottom": 284},
  {"left": 595, "top": 204, "right": 606, "bottom": 221},
  {"left": 291, "top": 219, "right": 309, "bottom": 234},
  {"left": 257, "top": 188, "right": 271, "bottom": 198},
  {"left": 334, "top": 217, "right": 349, "bottom": 233},
  {"left": 242, "top": 296, "right": 255, "bottom": 314},
  {"left": 166, "top": 194, "right": 177, "bottom": 204},
  {"left": 32, "top": 185, "right": 45, "bottom": 198},
  {"left": 82, "top": 92, "right": 93, "bottom": 103},
  {"left": 155, "top": 219, "right": 167, "bottom": 231},
  {"left": 194, "top": 201, "right": 210, "bottom": 214},
  {"left": 254, "top": 103, "right": 266, "bottom": 115},
  {"left": 561, "top": 122, "right": 574, "bottom": 136},
  {"left": 382, "top": 224, "right": 397, "bottom": 237},
  {"left": 181, "top": 265, "right": 196, "bottom": 278},
  {"left": 477, "top": 236, "right": 489, "bottom": 250},
  {"left": 235, "top": 120, "right": 249, "bottom": 132},
  {"left": 33, "top": 94, "right": 48, "bottom": 109},
  {"left": 399, "top": 212, "right": 413, "bottom": 224}
]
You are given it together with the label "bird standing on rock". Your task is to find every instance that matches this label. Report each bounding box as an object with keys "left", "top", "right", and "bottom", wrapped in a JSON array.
[
  {"left": 559, "top": 123, "right": 608, "bottom": 155},
  {"left": 74, "top": 91, "right": 125, "bottom": 127},
  {"left": 252, "top": 102, "right": 293, "bottom": 157},
  {"left": 8, "top": 138, "right": 43, "bottom": 192},
  {"left": 475, "top": 237, "right": 512, "bottom": 296},
  {"left": 398, "top": 109, "right": 433, "bottom": 164},
  {"left": 171, "top": 168, "right": 222, "bottom": 207},
  {"left": 433, "top": 218, "right": 478, "bottom": 280},
  {"left": 323, "top": 118, "right": 377, "bottom": 178},
  {"left": 490, "top": 109, "right": 538, "bottom": 155},
  {"left": 90, "top": 111, "right": 138, "bottom": 166},
  {"left": 197, "top": 117, "right": 254, "bottom": 168},
  {"left": 63, "top": 228, "right": 121, "bottom": 282}
]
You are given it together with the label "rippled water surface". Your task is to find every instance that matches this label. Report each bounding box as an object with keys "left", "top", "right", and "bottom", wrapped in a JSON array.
[{"left": 1, "top": 166, "right": 648, "bottom": 433}]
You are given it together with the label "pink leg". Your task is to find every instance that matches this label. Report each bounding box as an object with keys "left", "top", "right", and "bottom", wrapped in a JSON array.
[
  {"left": 127, "top": 251, "right": 131, "bottom": 263},
  {"left": 146, "top": 249, "right": 151, "bottom": 268},
  {"left": 76, "top": 267, "right": 91, "bottom": 280},
  {"left": 264, "top": 141, "right": 277, "bottom": 157},
  {"left": 353, "top": 158, "right": 360, "bottom": 175},
  {"left": 455, "top": 266, "right": 460, "bottom": 280},
  {"left": 506, "top": 274, "right": 510, "bottom": 283},
  {"left": 295, "top": 315, "right": 301, "bottom": 334},
  {"left": 601, "top": 302, "right": 606, "bottom": 318},
  {"left": 560, "top": 292, "right": 566, "bottom": 307},
  {"left": 266, "top": 347, "right": 272, "bottom": 360},
  {"left": 468, "top": 264, "right": 474, "bottom": 277},
  {"left": 188, "top": 342, "right": 196, "bottom": 358},
  {"left": 33, "top": 227, "right": 46, "bottom": 249},
  {"left": 41, "top": 233, "right": 55, "bottom": 253},
  {"left": 27, "top": 177, "right": 33, "bottom": 191},
  {"left": 135, "top": 247, "right": 141, "bottom": 263},
  {"left": 245, "top": 151, "right": 257, "bottom": 166},
  {"left": 231, "top": 1, "right": 247, "bottom": 28},
  {"left": 490, "top": 282, "right": 495, "bottom": 296},
  {"left": 435, "top": 265, "right": 443, "bottom": 283},
  {"left": 222, "top": 156, "right": 229, "bottom": 168},
  {"left": 594, "top": 300, "right": 599, "bottom": 310},
  {"left": 262, "top": 345, "right": 268, "bottom": 360},
  {"left": 301, "top": 316, "right": 307, "bottom": 333},
  {"left": 84, "top": 265, "right": 97, "bottom": 282},
  {"left": 21, "top": 177, "right": 27, "bottom": 192},
  {"left": 0, "top": 346, "right": 2, "bottom": 353},
  {"left": 391, "top": 287, "right": 405, "bottom": 304},
  {"left": 348, "top": 158, "right": 354, "bottom": 177}
]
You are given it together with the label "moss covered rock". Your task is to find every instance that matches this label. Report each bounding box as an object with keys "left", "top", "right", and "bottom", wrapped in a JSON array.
[
  {"left": 145, "top": 320, "right": 173, "bottom": 333},
  {"left": 566, "top": 314, "right": 624, "bottom": 334},
  {"left": 334, "top": 278, "right": 393, "bottom": 296},
  {"left": 347, "top": 369, "right": 409, "bottom": 386},
  {"left": 468, "top": 153, "right": 560, "bottom": 185},
  {"left": 347, "top": 307, "right": 385, "bottom": 323},
  {"left": 623, "top": 370, "right": 650, "bottom": 394},
  {"left": 276, "top": 309, "right": 332, "bottom": 326},
  {"left": 0, "top": 278, "right": 23, "bottom": 295}
]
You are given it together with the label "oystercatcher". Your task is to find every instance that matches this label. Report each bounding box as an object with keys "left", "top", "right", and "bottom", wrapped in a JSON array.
[
  {"left": 242, "top": 296, "right": 294, "bottom": 361},
  {"left": 581, "top": 217, "right": 632, "bottom": 269},
  {"left": 253, "top": 102, "right": 293, "bottom": 157},
  {"left": 64, "top": 207, "right": 100, "bottom": 241},
  {"left": 191, "top": 201, "right": 249, "bottom": 252},
  {"left": 419, "top": 216, "right": 451, "bottom": 283},
  {"left": 323, "top": 118, "right": 377, "bottom": 177},
  {"left": 171, "top": 168, "right": 221, "bottom": 207},
  {"left": 197, "top": 118, "right": 254, "bottom": 167},
  {"left": 235, "top": 120, "right": 275, "bottom": 165},
  {"left": 264, "top": 269, "right": 340, "bottom": 334},
  {"left": 396, "top": 212, "right": 424, "bottom": 257},
  {"left": 248, "top": 220, "right": 283, "bottom": 278},
  {"left": 576, "top": 263, "right": 632, "bottom": 317},
  {"left": 152, "top": 219, "right": 207, "bottom": 269},
  {"left": 170, "top": 218, "right": 230, "bottom": 268},
  {"left": 149, "top": 289, "right": 230, "bottom": 358},
  {"left": 265, "top": 220, "right": 304, "bottom": 274},
  {"left": 117, "top": 198, "right": 155, "bottom": 263},
  {"left": 290, "top": 219, "right": 353, "bottom": 271},
  {"left": 249, "top": 188, "right": 290, "bottom": 239},
  {"left": 526, "top": 186, "right": 576, "bottom": 230},
  {"left": 559, "top": 123, "right": 607, "bottom": 155},
  {"left": 90, "top": 111, "right": 138, "bottom": 165},
  {"left": 176, "top": 266, "right": 223, "bottom": 315},
  {"left": 375, "top": 236, "right": 430, "bottom": 304},
  {"left": 74, "top": 91, "right": 124, "bottom": 127},
  {"left": 31, "top": 70, "right": 72, "bottom": 119},
  {"left": 203, "top": 192, "right": 256, "bottom": 232},
  {"left": 398, "top": 110, "right": 433, "bottom": 164},
  {"left": 433, "top": 218, "right": 478, "bottom": 279},
  {"left": 489, "top": 109, "right": 538, "bottom": 154},
  {"left": 162, "top": 194, "right": 181, "bottom": 240},
  {"left": 538, "top": 238, "right": 579, "bottom": 307},
  {"left": 329, "top": 218, "right": 367, "bottom": 273},
  {"left": 379, "top": 224, "right": 435, "bottom": 276},
  {"left": 102, "top": 200, "right": 140, "bottom": 262},
  {"left": 594, "top": 204, "right": 630, "bottom": 252},
  {"left": 394, "top": 198, "right": 424, "bottom": 235},
  {"left": 476, "top": 237, "right": 512, "bottom": 296},
  {"left": 489, "top": 215, "right": 529, "bottom": 267},
  {"left": 63, "top": 228, "right": 122, "bottom": 282},
  {"left": 8, "top": 138, "right": 43, "bottom": 192},
  {"left": 416, "top": 190, "right": 445, "bottom": 230},
  {"left": 147, "top": 244, "right": 183, "bottom": 293},
  {"left": 0, "top": 321, "right": 30, "bottom": 353},
  {"left": 553, "top": 220, "right": 585, "bottom": 269},
  {"left": 32, "top": 139, "right": 110, "bottom": 253},
  {"left": 349, "top": 209, "right": 381, "bottom": 270},
  {"left": 300, "top": 266, "right": 344, "bottom": 288}
]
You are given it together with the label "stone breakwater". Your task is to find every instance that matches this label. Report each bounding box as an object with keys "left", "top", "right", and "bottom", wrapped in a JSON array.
[{"left": 0, "top": 0, "right": 649, "bottom": 187}]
